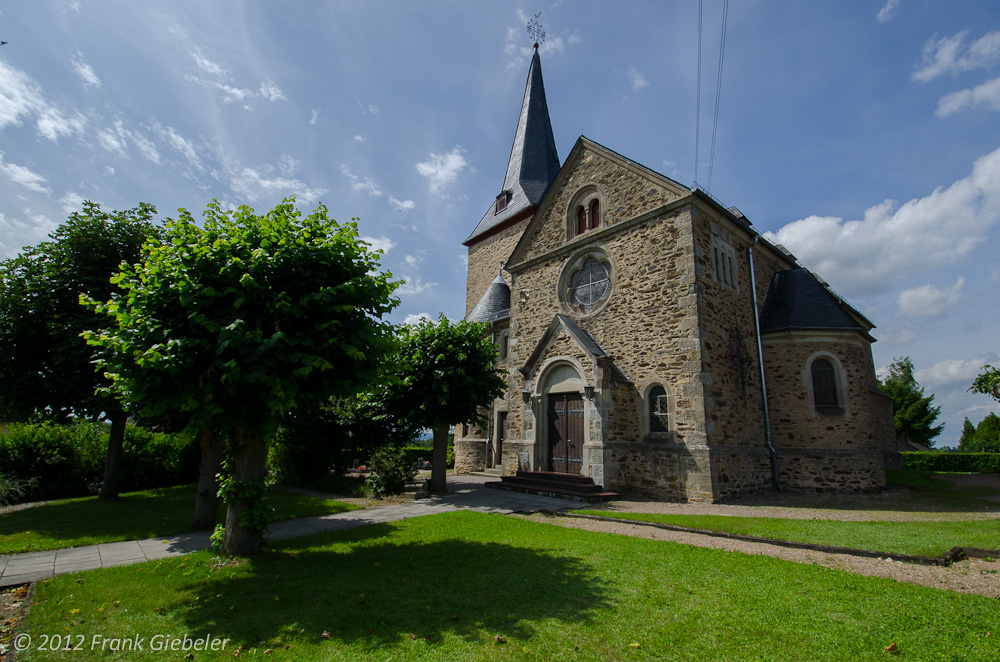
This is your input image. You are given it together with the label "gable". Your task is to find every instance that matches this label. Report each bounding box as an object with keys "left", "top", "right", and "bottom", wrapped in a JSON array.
[
  {"left": 520, "top": 314, "right": 630, "bottom": 391},
  {"left": 507, "top": 137, "right": 691, "bottom": 269}
]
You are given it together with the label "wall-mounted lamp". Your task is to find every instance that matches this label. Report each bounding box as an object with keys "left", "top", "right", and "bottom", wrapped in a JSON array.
[
  {"left": 521, "top": 389, "right": 532, "bottom": 404},
  {"left": 584, "top": 384, "right": 596, "bottom": 400}
]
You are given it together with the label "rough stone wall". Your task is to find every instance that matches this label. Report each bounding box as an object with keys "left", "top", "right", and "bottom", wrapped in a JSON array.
[
  {"left": 465, "top": 217, "right": 529, "bottom": 318},
  {"left": 763, "top": 335, "right": 887, "bottom": 451},
  {"left": 778, "top": 450, "right": 887, "bottom": 492},
  {"left": 520, "top": 144, "right": 686, "bottom": 263}
]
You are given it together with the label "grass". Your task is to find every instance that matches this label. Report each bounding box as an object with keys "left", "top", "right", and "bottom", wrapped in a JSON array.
[
  {"left": 567, "top": 511, "right": 1000, "bottom": 557},
  {"left": 886, "top": 468, "right": 1000, "bottom": 509},
  {"left": 0, "top": 484, "right": 358, "bottom": 555},
  {"left": 18, "top": 512, "right": 999, "bottom": 662}
]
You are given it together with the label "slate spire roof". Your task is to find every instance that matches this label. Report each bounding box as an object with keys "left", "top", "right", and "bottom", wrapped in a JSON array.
[
  {"left": 464, "top": 46, "right": 560, "bottom": 245},
  {"left": 466, "top": 270, "right": 511, "bottom": 323}
]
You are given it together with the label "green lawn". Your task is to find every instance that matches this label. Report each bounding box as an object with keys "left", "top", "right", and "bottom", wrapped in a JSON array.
[
  {"left": 567, "top": 510, "right": 1000, "bottom": 557},
  {"left": 0, "top": 484, "right": 358, "bottom": 555},
  {"left": 18, "top": 512, "right": 998, "bottom": 662}
]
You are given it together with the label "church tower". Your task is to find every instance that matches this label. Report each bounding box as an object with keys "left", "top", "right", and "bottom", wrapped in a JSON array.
[{"left": 463, "top": 45, "right": 560, "bottom": 319}]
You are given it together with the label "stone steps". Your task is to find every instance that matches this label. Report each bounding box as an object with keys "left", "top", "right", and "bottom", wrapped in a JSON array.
[{"left": 486, "top": 471, "right": 618, "bottom": 503}]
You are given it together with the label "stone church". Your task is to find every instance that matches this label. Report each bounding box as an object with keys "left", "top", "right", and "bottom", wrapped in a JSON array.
[{"left": 455, "top": 46, "right": 897, "bottom": 502}]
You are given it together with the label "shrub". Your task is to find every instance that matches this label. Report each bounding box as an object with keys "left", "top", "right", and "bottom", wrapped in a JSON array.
[
  {"left": 901, "top": 452, "right": 1000, "bottom": 473},
  {"left": 365, "top": 447, "right": 417, "bottom": 498},
  {"left": 0, "top": 421, "right": 199, "bottom": 502}
]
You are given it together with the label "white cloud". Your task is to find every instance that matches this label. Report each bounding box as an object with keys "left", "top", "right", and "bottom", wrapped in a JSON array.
[
  {"left": 277, "top": 154, "right": 298, "bottom": 178},
  {"left": 218, "top": 152, "right": 325, "bottom": 205},
  {"left": 340, "top": 165, "right": 384, "bottom": 198},
  {"left": 103, "top": 165, "right": 115, "bottom": 177},
  {"left": 916, "top": 354, "right": 1000, "bottom": 388},
  {"left": 309, "top": 109, "right": 320, "bottom": 125},
  {"left": 151, "top": 121, "right": 202, "bottom": 169},
  {"left": 935, "top": 76, "right": 1000, "bottom": 117},
  {"left": 403, "top": 312, "right": 432, "bottom": 326},
  {"left": 625, "top": 66, "right": 648, "bottom": 91},
  {"left": 36, "top": 107, "right": 86, "bottom": 142},
  {"left": 877, "top": 0, "right": 900, "bottom": 24},
  {"left": 766, "top": 146, "right": 1000, "bottom": 298},
  {"left": 60, "top": 191, "right": 85, "bottom": 214},
  {"left": 190, "top": 48, "right": 227, "bottom": 77},
  {"left": 368, "top": 104, "right": 379, "bottom": 115},
  {"left": 416, "top": 146, "right": 468, "bottom": 194},
  {"left": 896, "top": 277, "right": 965, "bottom": 318},
  {"left": 397, "top": 274, "right": 437, "bottom": 296},
  {"left": 71, "top": 52, "right": 101, "bottom": 89},
  {"left": 354, "top": 135, "right": 366, "bottom": 142},
  {"left": 0, "top": 61, "right": 45, "bottom": 130},
  {"left": 0, "top": 154, "right": 50, "bottom": 193},
  {"left": 913, "top": 30, "right": 1000, "bottom": 82},
  {"left": 360, "top": 235, "right": 394, "bottom": 254},
  {"left": 405, "top": 254, "right": 421, "bottom": 266},
  {"left": 389, "top": 196, "right": 414, "bottom": 212},
  {"left": 259, "top": 78, "right": 285, "bottom": 102},
  {"left": 0, "top": 210, "right": 57, "bottom": 259}
]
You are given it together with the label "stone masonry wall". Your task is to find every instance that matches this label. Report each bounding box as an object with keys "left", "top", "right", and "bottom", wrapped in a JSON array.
[{"left": 465, "top": 217, "right": 529, "bottom": 318}]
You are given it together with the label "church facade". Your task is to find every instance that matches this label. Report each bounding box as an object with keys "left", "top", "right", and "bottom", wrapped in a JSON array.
[{"left": 455, "top": 48, "right": 897, "bottom": 502}]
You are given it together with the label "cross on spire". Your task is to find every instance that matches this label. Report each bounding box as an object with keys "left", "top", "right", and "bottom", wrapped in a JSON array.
[{"left": 527, "top": 12, "right": 545, "bottom": 48}]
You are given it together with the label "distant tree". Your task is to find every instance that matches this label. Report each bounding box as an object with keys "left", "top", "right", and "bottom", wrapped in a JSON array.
[
  {"left": 959, "top": 418, "right": 977, "bottom": 448},
  {"left": 879, "top": 357, "right": 943, "bottom": 448},
  {"left": 958, "top": 413, "right": 1000, "bottom": 453},
  {"left": 0, "top": 201, "right": 160, "bottom": 500},
  {"left": 388, "top": 316, "right": 506, "bottom": 493},
  {"left": 84, "top": 199, "right": 398, "bottom": 554},
  {"left": 970, "top": 364, "right": 1000, "bottom": 403}
]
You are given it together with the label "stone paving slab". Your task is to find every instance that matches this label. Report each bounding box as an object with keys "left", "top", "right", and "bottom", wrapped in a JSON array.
[{"left": 0, "top": 475, "right": 576, "bottom": 586}]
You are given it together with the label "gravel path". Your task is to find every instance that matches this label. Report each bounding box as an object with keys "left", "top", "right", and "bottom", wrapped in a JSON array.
[{"left": 520, "top": 473, "right": 1000, "bottom": 598}]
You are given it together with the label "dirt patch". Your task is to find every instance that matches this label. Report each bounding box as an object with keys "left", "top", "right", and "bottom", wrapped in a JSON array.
[{"left": 0, "top": 584, "right": 32, "bottom": 659}]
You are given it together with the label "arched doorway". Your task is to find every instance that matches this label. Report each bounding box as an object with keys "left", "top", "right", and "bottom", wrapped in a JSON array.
[{"left": 540, "top": 362, "right": 585, "bottom": 475}]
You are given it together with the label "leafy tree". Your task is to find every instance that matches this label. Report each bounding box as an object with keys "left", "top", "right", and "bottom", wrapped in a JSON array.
[
  {"left": 958, "top": 413, "right": 1000, "bottom": 453},
  {"left": 388, "top": 316, "right": 506, "bottom": 493},
  {"left": 970, "top": 364, "right": 1000, "bottom": 402},
  {"left": 84, "top": 199, "right": 398, "bottom": 554},
  {"left": 879, "top": 357, "right": 943, "bottom": 448},
  {"left": 0, "top": 201, "right": 160, "bottom": 499},
  {"left": 959, "top": 418, "right": 977, "bottom": 448}
]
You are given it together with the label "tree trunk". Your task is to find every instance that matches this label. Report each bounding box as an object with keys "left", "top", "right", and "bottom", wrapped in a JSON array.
[
  {"left": 221, "top": 428, "right": 269, "bottom": 556},
  {"left": 98, "top": 416, "right": 128, "bottom": 500},
  {"left": 430, "top": 424, "right": 449, "bottom": 494},
  {"left": 192, "top": 431, "right": 225, "bottom": 530}
]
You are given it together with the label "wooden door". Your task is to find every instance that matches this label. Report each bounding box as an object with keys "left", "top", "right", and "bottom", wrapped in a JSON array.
[{"left": 547, "top": 393, "right": 584, "bottom": 474}]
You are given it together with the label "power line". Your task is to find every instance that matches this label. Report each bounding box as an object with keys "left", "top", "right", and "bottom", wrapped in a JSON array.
[
  {"left": 694, "top": 0, "right": 703, "bottom": 186},
  {"left": 707, "top": 0, "right": 730, "bottom": 192}
]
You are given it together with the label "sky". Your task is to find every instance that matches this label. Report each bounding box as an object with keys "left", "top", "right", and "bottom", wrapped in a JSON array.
[{"left": 1, "top": 1, "right": 998, "bottom": 445}]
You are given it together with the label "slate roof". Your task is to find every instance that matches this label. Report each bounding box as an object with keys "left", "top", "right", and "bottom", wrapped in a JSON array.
[
  {"left": 760, "top": 268, "right": 872, "bottom": 337},
  {"left": 466, "top": 272, "right": 511, "bottom": 323},
  {"left": 464, "top": 47, "right": 560, "bottom": 246}
]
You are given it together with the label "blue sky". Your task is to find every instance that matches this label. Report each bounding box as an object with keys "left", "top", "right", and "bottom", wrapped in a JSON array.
[{"left": 1, "top": 1, "right": 998, "bottom": 445}]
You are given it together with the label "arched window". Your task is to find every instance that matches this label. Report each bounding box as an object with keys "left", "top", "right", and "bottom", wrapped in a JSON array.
[
  {"left": 811, "top": 358, "right": 839, "bottom": 409},
  {"left": 589, "top": 199, "right": 600, "bottom": 229},
  {"left": 576, "top": 206, "right": 587, "bottom": 235},
  {"left": 649, "top": 386, "right": 669, "bottom": 432}
]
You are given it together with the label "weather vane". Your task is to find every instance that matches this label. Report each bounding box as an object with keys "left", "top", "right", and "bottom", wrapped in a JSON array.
[{"left": 527, "top": 12, "right": 545, "bottom": 48}]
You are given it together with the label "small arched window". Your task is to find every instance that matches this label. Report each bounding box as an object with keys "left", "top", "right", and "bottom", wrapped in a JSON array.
[
  {"left": 649, "top": 386, "right": 669, "bottom": 432},
  {"left": 589, "top": 199, "right": 600, "bottom": 229},
  {"left": 576, "top": 206, "right": 587, "bottom": 235},
  {"left": 811, "top": 358, "right": 839, "bottom": 409}
]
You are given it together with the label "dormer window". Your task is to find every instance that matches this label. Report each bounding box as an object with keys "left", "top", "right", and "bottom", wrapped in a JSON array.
[{"left": 495, "top": 191, "right": 510, "bottom": 214}]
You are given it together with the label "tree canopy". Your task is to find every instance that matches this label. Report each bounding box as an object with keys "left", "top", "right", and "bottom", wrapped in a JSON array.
[
  {"left": 388, "top": 315, "right": 506, "bottom": 492},
  {"left": 970, "top": 364, "right": 1000, "bottom": 403},
  {"left": 0, "top": 201, "right": 160, "bottom": 498},
  {"left": 958, "top": 413, "right": 1000, "bottom": 453},
  {"left": 85, "top": 199, "right": 398, "bottom": 553},
  {"left": 879, "top": 356, "right": 943, "bottom": 448}
]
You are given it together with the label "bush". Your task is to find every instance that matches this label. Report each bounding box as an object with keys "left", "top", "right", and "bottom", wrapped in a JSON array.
[
  {"left": 0, "top": 421, "right": 199, "bottom": 502},
  {"left": 901, "top": 452, "right": 1000, "bottom": 473},
  {"left": 365, "top": 447, "right": 417, "bottom": 498}
]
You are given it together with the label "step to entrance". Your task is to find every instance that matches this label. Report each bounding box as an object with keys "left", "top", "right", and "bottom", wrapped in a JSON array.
[{"left": 486, "top": 471, "right": 618, "bottom": 503}]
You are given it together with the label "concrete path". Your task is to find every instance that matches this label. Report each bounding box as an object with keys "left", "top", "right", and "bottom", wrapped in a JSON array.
[{"left": 0, "top": 475, "right": 574, "bottom": 587}]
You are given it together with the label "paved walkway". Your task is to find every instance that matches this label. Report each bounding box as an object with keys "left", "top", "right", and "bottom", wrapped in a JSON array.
[{"left": 0, "top": 475, "right": 575, "bottom": 587}]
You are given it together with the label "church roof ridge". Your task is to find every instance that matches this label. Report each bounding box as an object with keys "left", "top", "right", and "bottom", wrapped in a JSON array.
[{"left": 464, "top": 48, "right": 560, "bottom": 246}]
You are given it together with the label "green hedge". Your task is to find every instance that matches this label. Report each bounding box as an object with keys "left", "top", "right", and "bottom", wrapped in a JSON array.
[
  {"left": 0, "top": 422, "right": 199, "bottom": 502},
  {"left": 901, "top": 452, "right": 1000, "bottom": 473}
]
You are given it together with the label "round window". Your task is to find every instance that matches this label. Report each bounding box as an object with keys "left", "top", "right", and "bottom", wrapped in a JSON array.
[{"left": 571, "top": 258, "right": 611, "bottom": 312}]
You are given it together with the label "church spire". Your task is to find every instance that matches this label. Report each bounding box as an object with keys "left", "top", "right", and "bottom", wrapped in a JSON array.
[{"left": 463, "top": 47, "right": 560, "bottom": 246}]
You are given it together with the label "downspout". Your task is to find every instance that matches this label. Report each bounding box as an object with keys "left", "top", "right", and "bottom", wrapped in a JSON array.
[{"left": 749, "top": 236, "right": 784, "bottom": 491}]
